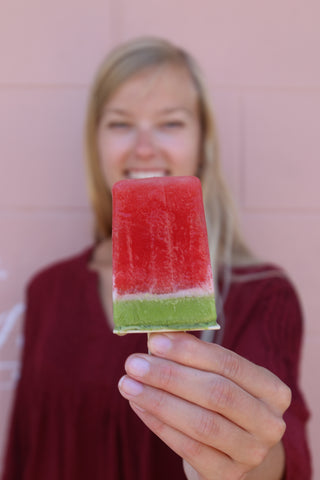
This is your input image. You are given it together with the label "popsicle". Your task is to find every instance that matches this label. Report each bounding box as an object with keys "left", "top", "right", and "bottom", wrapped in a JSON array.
[{"left": 112, "top": 175, "right": 218, "bottom": 334}]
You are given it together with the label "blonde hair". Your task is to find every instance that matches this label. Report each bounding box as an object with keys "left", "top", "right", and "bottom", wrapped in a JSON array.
[{"left": 85, "top": 36, "right": 256, "bottom": 273}]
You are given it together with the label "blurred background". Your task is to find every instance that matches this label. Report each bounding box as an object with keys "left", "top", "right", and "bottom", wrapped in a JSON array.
[{"left": 0, "top": 0, "right": 319, "bottom": 476}]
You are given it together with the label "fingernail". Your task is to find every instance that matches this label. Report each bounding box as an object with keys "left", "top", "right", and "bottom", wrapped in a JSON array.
[
  {"left": 148, "top": 334, "right": 172, "bottom": 355},
  {"left": 126, "top": 356, "right": 150, "bottom": 377},
  {"left": 119, "top": 376, "right": 144, "bottom": 396}
]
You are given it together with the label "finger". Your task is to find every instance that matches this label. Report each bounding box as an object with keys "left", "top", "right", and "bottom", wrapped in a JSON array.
[
  {"left": 129, "top": 401, "right": 246, "bottom": 480},
  {"left": 123, "top": 355, "right": 286, "bottom": 445},
  {"left": 119, "top": 375, "right": 269, "bottom": 467},
  {"left": 148, "top": 332, "right": 291, "bottom": 414}
]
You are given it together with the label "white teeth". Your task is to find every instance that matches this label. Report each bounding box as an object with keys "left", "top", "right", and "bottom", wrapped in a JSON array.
[{"left": 127, "top": 171, "right": 167, "bottom": 179}]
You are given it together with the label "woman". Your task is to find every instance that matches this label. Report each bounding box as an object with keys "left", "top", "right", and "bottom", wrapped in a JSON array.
[{"left": 2, "top": 37, "right": 311, "bottom": 479}]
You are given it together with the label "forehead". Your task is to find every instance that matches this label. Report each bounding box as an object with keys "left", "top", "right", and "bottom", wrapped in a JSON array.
[{"left": 105, "top": 64, "right": 199, "bottom": 112}]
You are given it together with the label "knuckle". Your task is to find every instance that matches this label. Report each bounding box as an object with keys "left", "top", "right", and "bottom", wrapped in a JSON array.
[
  {"left": 248, "top": 444, "right": 268, "bottom": 468},
  {"left": 208, "top": 377, "right": 235, "bottom": 411},
  {"left": 196, "top": 411, "right": 220, "bottom": 440},
  {"left": 265, "top": 417, "right": 287, "bottom": 445},
  {"left": 158, "top": 362, "right": 176, "bottom": 389},
  {"left": 224, "top": 464, "right": 247, "bottom": 480},
  {"left": 150, "top": 389, "right": 167, "bottom": 414},
  {"left": 269, "top": 377, "right": 292, "bottom": 412},
  {"left": 181, "top": 437, "right": 204, "bottom": 461},
  {"left": 220, "top": 350, "right": 242, "bottom": 380},
  {"left": 278, "top": 384, "right": 292, "bottom": 410},
  {"left": 145, "top": 414, "right": 166, "bottom": 436},
  {"left": 183, "top": 334, "right": 200, "bottom": 358},
  {"left": 273, "top": 417, "right": 287, "bottom": 441}
]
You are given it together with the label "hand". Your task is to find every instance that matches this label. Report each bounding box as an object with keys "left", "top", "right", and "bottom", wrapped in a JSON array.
[{"left": 118, "top": 332, "right": 291, "bottom": 480}]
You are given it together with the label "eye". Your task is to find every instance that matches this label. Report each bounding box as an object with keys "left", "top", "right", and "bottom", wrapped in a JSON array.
[
  {"left": 161, "top": 120, "right": 185, "bottom": 129},
  {"left": 106, "top": 121, "right": 131, "bottom": 129}
]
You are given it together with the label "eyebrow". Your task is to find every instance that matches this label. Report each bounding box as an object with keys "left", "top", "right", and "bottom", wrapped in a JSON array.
[
  {"left": 103, "top": 108, "right": 130, "bottom": 115},
  {"left": 159, "top": 107, "right": 194, "bottom": 116},
  {"left": 103, "top": 107, "right": 194, "bottom": 117}
]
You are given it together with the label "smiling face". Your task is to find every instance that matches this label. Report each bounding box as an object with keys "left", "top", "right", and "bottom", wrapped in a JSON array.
[{"left": 96, "top": 63, "right": 202, "bottom": 190}]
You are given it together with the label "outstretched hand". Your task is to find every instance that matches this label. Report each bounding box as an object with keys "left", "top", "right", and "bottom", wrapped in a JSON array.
[{"left": 118, "top": 332, "right": 291, "bottom": 480}]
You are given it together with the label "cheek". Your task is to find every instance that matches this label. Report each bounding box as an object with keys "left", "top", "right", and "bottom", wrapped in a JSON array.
[
  {"left": 169, "top": 135, "right": 201, "bottom": 168},
  {"left": 98, "top": 133, "right": 133, "bottom": 164}
]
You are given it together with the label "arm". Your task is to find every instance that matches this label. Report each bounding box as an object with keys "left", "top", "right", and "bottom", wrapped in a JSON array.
[{"left": 119, "top": 332, "right": 291, "bottom": 480}]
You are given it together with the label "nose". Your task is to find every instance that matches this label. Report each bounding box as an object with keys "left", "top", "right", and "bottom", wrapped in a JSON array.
[{"left": 133, "top": 128, "right": 156, "bottom": 159}]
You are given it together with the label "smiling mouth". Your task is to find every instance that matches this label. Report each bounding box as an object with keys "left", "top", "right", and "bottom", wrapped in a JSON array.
[{"left": 125, "top": 170, "right": 169, "bottom": 179}]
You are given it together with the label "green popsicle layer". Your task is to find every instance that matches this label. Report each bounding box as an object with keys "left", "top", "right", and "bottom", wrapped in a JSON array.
[{"left": 113, "top": 294, "right": 218, "bottom": 334}]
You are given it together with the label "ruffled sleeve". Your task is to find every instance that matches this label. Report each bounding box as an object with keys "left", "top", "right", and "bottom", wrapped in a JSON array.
[
  {"left": 2, "top": 279, "right": 38, "bottom": 480},
  {"left": 225, "top": 273, "right": 312, "bottom": 479},
  {"left": 264, "top": 279, "right": 312, "bottom": 480}
]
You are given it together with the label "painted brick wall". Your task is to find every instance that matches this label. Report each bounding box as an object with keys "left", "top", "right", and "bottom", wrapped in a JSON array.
[{"left": 1, "top": 0, "right": 319, "bottom": 476}]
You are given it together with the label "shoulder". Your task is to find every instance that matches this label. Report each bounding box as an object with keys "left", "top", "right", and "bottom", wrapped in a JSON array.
[
  {"left": 223, "top": 262, "right": 304, "bottom": 336},
  {"left": 26, "top": 245, "right": 94, "bottom": 298},
  {"left": 222, "top": 263, "right": 305, "bottom": 370},
  {"left": 229, "top": 263, "right": 301, "bottom": 305}
]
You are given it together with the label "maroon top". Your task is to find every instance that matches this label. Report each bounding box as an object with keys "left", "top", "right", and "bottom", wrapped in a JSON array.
[{"left": 2, "top": 247, "right": 311, "bottom": 479}]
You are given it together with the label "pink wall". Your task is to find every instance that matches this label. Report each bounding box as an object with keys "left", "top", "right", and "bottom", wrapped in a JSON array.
[{"left": 1, "top": 0, "right": 319, "bottom": 476}]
